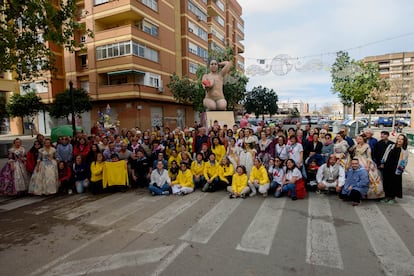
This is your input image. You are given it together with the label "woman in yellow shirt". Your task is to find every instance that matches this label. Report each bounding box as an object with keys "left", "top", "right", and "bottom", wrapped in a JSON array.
[
  {"left": 228, "top": 165, "right": 250, "bottom": 198},
  {"left": 211, "top": 137, "right": 226, "bottom": 164},
  {"left": 191, "top": 152, "right": 205, "bottom": 189},
  {"left": 248, "top": 158, "right": 270, "bottom": 197},
  {"left": 90, "top": 152, "right": 105, "bottom": 194},
  {"left": 171, "top": 161, "right": 194, "bottom": 195},
  {"left": 219, "top": 156, "right": 234, "bottom": 187},
  {"left": 203, "top": 152, "right": 225, "bottom": 192}
]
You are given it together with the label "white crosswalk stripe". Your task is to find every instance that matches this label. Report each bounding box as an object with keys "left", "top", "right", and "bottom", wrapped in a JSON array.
[
  {"left": 0, "top": 196, "right": 47, "bottom": 211},
  {"left": 130, "top": 193, "right": 206, "bottom": 233},
  {"left": 180, "top": 197, "right": 242, "bottom": 244},
  {"left": 355, "top": 203, "right": 414, "bottom": 276},
  {"left": 306, "top": 196, "right": 344, "bottom": 269},
  {"left": 399, "top": 195, "right": 414, "bottom": 220},
  {"left": 236, "top": 198, "right": 286, "bottom": 255}
]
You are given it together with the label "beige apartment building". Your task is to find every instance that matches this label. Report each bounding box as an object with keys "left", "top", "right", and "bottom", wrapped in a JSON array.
[
  {"left": 63, "top": 0, "right": 245, "bottom": 132},
  {"left": 364, "top": 52, "right": 414, "bottom": 116}
]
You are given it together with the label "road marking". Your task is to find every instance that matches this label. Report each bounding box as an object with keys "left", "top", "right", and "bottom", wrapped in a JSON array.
[
  {"left": 180, "top": 197, "right": 242, "bottom": 243},
  {"left": 43, "top": 245, "right": 174, "bottom": 276},
  {"left": 31, "top": 230, "right": 113, "bottom": 276},
  {"left": 130, "top": 193, "right": 205, "bottom": 233},
  {"left": 355, "top": 204, "right": 414, "bottom": 275},
  {"left": 54, "top": 193, "right": 127, "bottom": 220},
  {"left": 236, "top": 198, "right": 286, "bottom": 255},
  {"left": 25, "top": 194, "right": 89, "bottom": 215},
  {"left": 88, "top": 197, "right": 160, "bottom": 227},
  {"left": 399, "top": 195, "right": 414, "bottom": 220},
  {"left": 306, "top": 197, "right": 344, "bottom": 269},
  {"left": 150, "top": 242, "right": 189, "bottom": 276},
  {"left": 0, "top": 197, "right": 46, "bottom": 211}
]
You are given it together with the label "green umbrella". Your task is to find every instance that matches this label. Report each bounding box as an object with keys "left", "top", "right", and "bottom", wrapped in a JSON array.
[{"left": 50, "top": 125, "right": 85, "bottom": 142}]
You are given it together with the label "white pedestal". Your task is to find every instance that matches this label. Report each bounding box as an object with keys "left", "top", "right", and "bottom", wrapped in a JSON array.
[{"left": 203, "top": 111, "right": 235, "bottom": 128}]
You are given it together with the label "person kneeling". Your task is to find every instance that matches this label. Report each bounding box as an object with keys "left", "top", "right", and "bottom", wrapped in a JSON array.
[
  {"left": 228, "top": 165, "right": 250, "bottom": 198},
  {"left": 149, "top": 161, "right": 171, "bottom": 196},
  {"left": 275, "top": 159, "right": 302, "bottom": 200},
  {"left": 171, "top": 162, "right": 194, "bottom": 195},
  {"left": 339, "top": 158, "right": 369, "bottom": 206},
  {"left": 316, "top": 154, "right": 345, "bottom": 194},
  {"left": 248, "top": 158, "right": 270, "bottom": 197}
]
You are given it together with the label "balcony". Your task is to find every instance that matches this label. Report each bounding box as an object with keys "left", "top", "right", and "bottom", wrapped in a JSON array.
[
  {"left": 94, "top": 82, "right": 161, "bottom": 100},
  {"left": 93, "top": 0, "right": 157, "bottom": 16},
  {"left": 94, "top": 24, "right": 159, "bottom": 45}
]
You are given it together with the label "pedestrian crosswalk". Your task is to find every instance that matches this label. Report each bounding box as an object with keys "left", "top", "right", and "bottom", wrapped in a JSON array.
[{"left": 2, "top": 192, "right": 414, "bottom": 274}]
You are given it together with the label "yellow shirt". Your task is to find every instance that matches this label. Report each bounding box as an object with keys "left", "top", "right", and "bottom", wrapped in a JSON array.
[
  {"left": 168, "top": 155, "right": 180, "bottom": 168},
  {"left": 232, "top": 173, "right": 248, "bottom": 194},
  {"left": 103, "top": 160, "right": 129, "bottom": 188},
  {"left": 211, "top": 145, "right": 226, "bottom": 163},
  {"left": 172, "top": 169, "right": 194, "bottom": 188},
  {"left": 90, "top": 161, "right": 104, "bottom": 182},
  {"left": 219, "top": 164, "right": 234, "bottom": 183},
  {"left": 204, "top": 161, "right": 220, "bottom": 180},
  {"left": 249, "top": 165, "right": 270, "bottom": 185},
  {"left": 191, "top": 160, "right": 205, "bottom": 176}
]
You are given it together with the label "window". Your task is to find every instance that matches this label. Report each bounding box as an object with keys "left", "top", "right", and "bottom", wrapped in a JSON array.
[
  {"left": 145, "top": 73, "right": 161, "bottom": 87},
  {"left": 188, "top": 42, "right": 198, "bottom": 55},
  {"left": 80, "top": 55, "right": 88, "bottom": 68},
  {"left": 189, "top": 62, "right": 198, "bottom": 74},
  {"left": 188, "top": 21, "right": 207, "bottom": 41},
  {"left": 215, "top": 0, "right": 225, "bottom": 11},
  {"left": 237, "top": 61, "right": 245, "bottom": 70},
  {"left": 137, "top": 20, "right": 159, "bottom": 37},
  {"left": 20, "top": 82, "right": 48, "bottom": 94},
  {"left": 141, "top": 0, "right": 158, "bottom": 11},
  {"left": 94, "top": 0, "right": 109, "bottom": 5},
  {"left": 96, "top": 40, "right": 158, "bottom": 62},
  {"left": 211, "top": 27, "right": 224, "bottom": 42},
  {"left": 188, "top": 0, "right": 207, "bottom": 22},
  {"left": 80, "top": 80, "right": 89, "bottom": 92},
  {"left": 391, "top": 74, "right": 402, "bottom": 78},
  {"left": 391, "top": 59, "right": 402, "bottom": 64},
  {"left": 81, "top": 35, "right": 87, "bottom": 43},
  {"left": 237, "top": 22, "right": 244, "bottom": 32},
  {"left": 215, "top": 16, "right": 224, "bottom": 26},
  {"left": 189, "top": 42, "right": 208, "bottom": 59}
]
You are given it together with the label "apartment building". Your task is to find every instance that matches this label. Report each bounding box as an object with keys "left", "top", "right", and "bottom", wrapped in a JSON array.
[
  {"left": 63, "top": 0, "right": 245, "bottom": 132},
  {"left": 364, "top": 52, "right": 414, "bottom": 115}
]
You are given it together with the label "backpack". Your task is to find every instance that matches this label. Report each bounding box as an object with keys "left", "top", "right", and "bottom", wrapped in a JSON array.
[{"left": 295, "top": 178, "right": 307, "bottom": 199}]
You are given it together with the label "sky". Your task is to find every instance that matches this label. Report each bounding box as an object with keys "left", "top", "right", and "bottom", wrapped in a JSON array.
[{"left": 237, "top": 0, "right": 414, "bottom": 111}]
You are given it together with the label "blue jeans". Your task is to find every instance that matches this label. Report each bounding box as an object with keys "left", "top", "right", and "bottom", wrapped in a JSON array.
[
  {"left": 270, "top": 181, "right": 282, "bottom": 197},
  {"left": 75, "top": 179, "right": 89, "bottom": 194},
  {"left": 193, "top": 175, "right": 206, "bottom": 190},
  {"left": 149, "top": 183, "right": 170, "bottom": 195},
  {"left": 275, "top": 183, "right": 296, "bottom": 198}
]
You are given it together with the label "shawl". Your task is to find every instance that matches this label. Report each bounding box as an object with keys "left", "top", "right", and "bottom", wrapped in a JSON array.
[{"left": 381, "top": 144, "right": 408, "bottom": 175}]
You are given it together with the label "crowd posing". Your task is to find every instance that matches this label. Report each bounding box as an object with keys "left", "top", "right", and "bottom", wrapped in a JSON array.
[{"left": 0, "top": 118, "right": 409, "bottom": 206}]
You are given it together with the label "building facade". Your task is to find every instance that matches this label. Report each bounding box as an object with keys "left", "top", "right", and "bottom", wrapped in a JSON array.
[
  {"left": 62, "top": 0, "right": 244, "bottom": 133},
  {"left": 364, "top": 52, "right": 414, "bottom": 116}
]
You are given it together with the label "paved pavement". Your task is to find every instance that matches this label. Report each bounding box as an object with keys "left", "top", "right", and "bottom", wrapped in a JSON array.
[{"left": 0, "top": 128, "right": 414, "bottom": 275}]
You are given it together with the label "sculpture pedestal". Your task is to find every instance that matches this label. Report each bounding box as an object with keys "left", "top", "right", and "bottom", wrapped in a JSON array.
[{"left": 203, "top": 111, "right": 235, "bottom": 128}]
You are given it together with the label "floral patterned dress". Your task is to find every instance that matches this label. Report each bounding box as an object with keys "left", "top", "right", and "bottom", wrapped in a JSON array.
[
  {"left": 0, "top": 147, "right": 30, "bottom": 195},
  {"left": 352, "top": 143, "right": 384, "bottom": 199},
  {"left": 28, "top": 147, "right": 58, "bottom": 195}
]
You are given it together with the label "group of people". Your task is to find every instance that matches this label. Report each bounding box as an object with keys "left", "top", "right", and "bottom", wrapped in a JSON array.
[{"left": 0, "top": 120, "right": 409, "bottom": 206}]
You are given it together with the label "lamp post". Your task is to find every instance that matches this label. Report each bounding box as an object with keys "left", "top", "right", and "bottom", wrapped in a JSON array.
[{"left": 69, "top": 80, "right": 76, "bottom": 138}]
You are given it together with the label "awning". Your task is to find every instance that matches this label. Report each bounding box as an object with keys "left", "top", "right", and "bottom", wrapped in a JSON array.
[{"left": 107, "top": 69, "right": 146, "bottom": 76}]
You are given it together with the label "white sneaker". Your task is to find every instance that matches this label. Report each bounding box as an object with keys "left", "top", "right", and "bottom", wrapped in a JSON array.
[
  {"left": 68, "top": 189, "right": 73, "bottom": 195},
  {"left": 249, "top": 191, "right": 256, "bottom": 197}
]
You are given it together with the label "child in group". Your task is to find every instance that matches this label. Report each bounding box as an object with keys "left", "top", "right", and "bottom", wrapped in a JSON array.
[
  {"left": 171, "top": 161, "right": 194, "bottom": 195},
  {"left": 228, "top": 165, "right": 250, "bottom": 198},
  {"left": 306, "top": 158, "right": 320, "bottom": 192},
  {"left": 90, "top": 152, "right": 105, "bottom": 194}
]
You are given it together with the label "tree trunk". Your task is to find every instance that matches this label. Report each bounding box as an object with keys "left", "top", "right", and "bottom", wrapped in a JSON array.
[{"left": 353, "top": 102, "right": 356, "bottom": 120}]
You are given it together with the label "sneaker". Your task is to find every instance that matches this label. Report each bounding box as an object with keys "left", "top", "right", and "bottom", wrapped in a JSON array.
[
  {"left": 380, "top": 198, "right": 389, "bottom": 203},
  {"left": 352, "top": 202, "right": 360, "bottom": 206},
  {"left": 291, "top": 196, "right": 297, "bottom": 201},
  {"left": 68, "top": 189, "right": 73, "bottom": 195},
  {"left": 241, "top": 194, "right": 246, "bottom": 199},
  {"left": 316, "top": 190, "right": 321, "bottom": 195},
  {"left": 262, "top": 192, "right": 268, "bottom": 198},
  {"left": 387, "top": 199, "right": 396, "bottom": 204},
  {"left": 202, "top": 183, "right": 209, "bottom": 192},
  {"left": 229, "top": 193, "right": 234, "bottom": 199},
  {"left": 249, "top": 191, "right": 256, "bottom": 197},
  {"left": 162, "top": 191, "right": 170, "bottom": 196}
]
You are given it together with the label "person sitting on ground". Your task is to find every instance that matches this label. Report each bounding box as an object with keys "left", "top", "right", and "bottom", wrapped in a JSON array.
[
  {"left": 58, "top": 161, "right": 72, "bottom": 194},
  {"left": 248, "top": 158, "right": 270, "bottom": 197},
  {"left": 171, "top": 161, "right": 194, "bottom": 195},
  {"left": 202, "top": 152, "right": 224, "bottom": 192},
  {"left": 90, "top": 152, "right": 105, "bottom": 194},
  {"left": 316, "top": 154, "right": 345, "bottom": 194},
  {"left": 339, "top": 158, "right": 369, "bottom": 206},
  {"left": 73, "top": 154, "right": 90, "bottom": 194},
  {"left": 148, "top": 160, "right": 171, "bottom": 196},
  {"left": 275, "top": 159, "right": 302, "bottom": 200},
  {"left": 219, "top": 156, "right": 234, "bottom": 187},
  {"left": 269, "top": 157, "right": 285, "bottom": 197},
  {"left": 168, "top": 160, "right": 180, "bottom": 182},
  {"left": 228, "top": 165, "right": 250, "bottom": 198},
  {"left": 191, "top": 152, "right": 205, "bottom": 189}
]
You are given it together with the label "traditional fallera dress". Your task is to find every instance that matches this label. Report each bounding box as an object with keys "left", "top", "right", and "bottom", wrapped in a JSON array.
[
  {"left": 0, "top": 146, "right": 30, "bottom": 195},
  {"left": 352, "top": 143, "right": 384, "bottom": 199},
  {"left": 28, "top": 147, "right": 58, "bottom": 195}
]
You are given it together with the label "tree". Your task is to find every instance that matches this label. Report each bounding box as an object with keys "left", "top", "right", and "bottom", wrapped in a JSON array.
[
  {"left": 331, "top": 51, "right": 384, "bottom": 119},
  {"left": 167, "top": 47, "right": 247, "bottom": 112},
  {"left": 360, "top": 80, "right": 388, "bottom": 127},
  {"left": 385, "top": 78, "right": 413, "bottom": 130},
  {"left": 6, "top": 91, "right": 43, "bottom": 133},
  {"left": 49, "top": 88, "right": 92, "bottom": 123},
  {"left": 0, "top": 0, "right": 92, "bottom": 81},
  {"left": 244, "top": 86, "right": 278, "bottom": 120}
]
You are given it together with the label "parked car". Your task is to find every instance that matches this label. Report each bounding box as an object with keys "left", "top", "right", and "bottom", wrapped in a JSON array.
[{"left": 374, "top": 116, "right": 408, "bottom": 128}]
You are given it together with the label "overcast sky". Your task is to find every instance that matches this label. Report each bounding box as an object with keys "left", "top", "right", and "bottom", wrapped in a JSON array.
[{"left": 237, "top": 0, "right": 414, "bottom": 110}]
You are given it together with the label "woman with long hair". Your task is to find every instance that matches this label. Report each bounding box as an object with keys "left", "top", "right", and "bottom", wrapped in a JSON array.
[
  {"left": 26, "top": 140, "right": 41, "bottom": 175},
  {"left": 276, "top": 158, "right": 302, "bottom": 200},
  {"left": 380, "top": 134, "right": 409, "bottom": 204},
  {"left": 257, "top": 131, "right": 272, "bottom": 168},
  {"left": 226, "top": 137, "right": 241, "bottom": 169},
  {"left": 334, "top": 131, "right": 350, "bottom": 169}
]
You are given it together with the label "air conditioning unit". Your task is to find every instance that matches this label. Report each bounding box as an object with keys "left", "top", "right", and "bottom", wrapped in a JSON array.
[{"left": 157, "top": 86, "right": 164, "bottom": 93}]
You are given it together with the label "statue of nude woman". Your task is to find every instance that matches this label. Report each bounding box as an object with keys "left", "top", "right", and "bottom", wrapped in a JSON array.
[{"left": 202, "top": 59, "right": 232, "bottom": 111}]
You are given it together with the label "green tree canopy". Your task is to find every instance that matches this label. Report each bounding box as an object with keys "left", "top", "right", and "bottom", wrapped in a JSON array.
[
  {"left": 6, "top": 91, "right": 43, "bottom": 132},
  {"left": 49, "top": 87, "right": 92, "bottom": 123},
  {"left": 0, "top": 0, "right": 92, "bottom": 81},
  {"left": 244, "top": 86, "right": 278, "bottom": 120}
]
